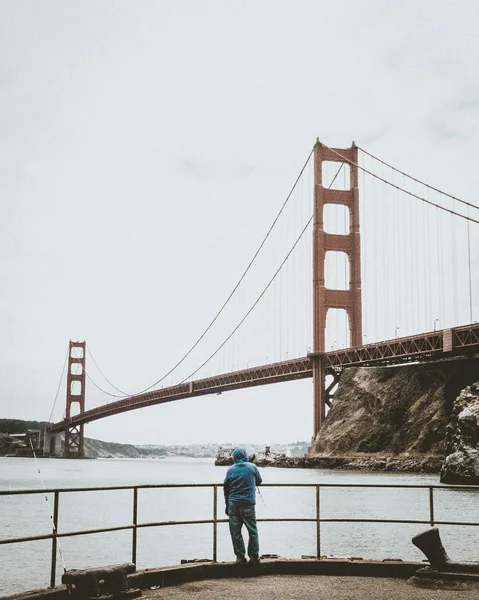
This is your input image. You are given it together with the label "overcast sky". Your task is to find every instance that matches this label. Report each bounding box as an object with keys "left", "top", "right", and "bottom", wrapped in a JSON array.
[{"left": 1, "top": 1, "right": 478, "bottom": 446}]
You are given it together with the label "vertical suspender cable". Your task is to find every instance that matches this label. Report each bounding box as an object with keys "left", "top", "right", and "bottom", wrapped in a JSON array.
[
  {"left": 360, "top": 159, "right": 365, "bottom": 343},
  {"left": 414, "top": 187, "right": 420, "bottom": 333},
  {"left": 406, "top": 174, "right": 411, "bottom": 335},
  {"left": 374, "top": 162, "right": 378, "bottom": 340},
  {"left": 438, "top": 196, "right": 445, "bottom": 328},
  {"left": 423, "top": 192, "right": 427, "bottom": 330},
  {"left": 451, "top": 200, "right": 458, "bottom": 326},
  {"left": 384, "top": 162, "right": 389, "bottom": 338},
  {"left": 426, "top": 188, "right": 433, "bottom": 330},
  {"left": 394, "top": 171, "right": 403, "bottom": 337},
  {"left": 467, "top": 207, "right": 473, "bottom": 323}
]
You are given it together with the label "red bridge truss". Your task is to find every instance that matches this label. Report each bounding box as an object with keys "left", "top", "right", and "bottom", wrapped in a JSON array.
[{"left": 49, "top": 323, "right": 479, "bottom": 433}]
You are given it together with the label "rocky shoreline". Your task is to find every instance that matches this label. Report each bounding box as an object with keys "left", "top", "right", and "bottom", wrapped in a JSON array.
[
  {"left": 216, "top": 452, "right": 443, "bottom": 473},
  {"left": 253, "top": 454, "right": 443, "bottom": 473}
]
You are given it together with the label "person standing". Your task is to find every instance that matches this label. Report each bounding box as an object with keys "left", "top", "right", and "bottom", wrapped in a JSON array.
[{"left": 223, "top": 447, "right": 263, "bottom": 564}]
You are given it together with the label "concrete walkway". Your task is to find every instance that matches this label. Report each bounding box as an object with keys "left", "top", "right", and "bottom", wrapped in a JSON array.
[{"left": 144, "top": 574, "right": 478, "bottom": 600}]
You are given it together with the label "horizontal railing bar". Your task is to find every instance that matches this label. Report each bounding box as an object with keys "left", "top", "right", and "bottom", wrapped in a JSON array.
[
  {"left": 434, "top": 520, "right": 479, "bottom": 527},
  {"left": 2, "top": 482, "right": 479, "bottom": 496},
  {"left": 260, "top": 483, "right": 479, "bottom": 490},
  {"left": 0, "top": 525, "right": 134, "bottom": 545},
  {"left": 0, "top": 533, "right": 55, "bottom": 545},
  {"left": 257, "top": 518, "right": 479, "bottom": 526},
  {"left": 137, "top": 519, "right": 216, "bottom": 528},
  {"left": 254, "top": 518, "right": 430, "bottom": 524},
  {"left": 0, "top": 483, "right": 219, "bottom": 496},
  {"left": 257, "top": 518, "right": 318, "bottom": 522},
  {"left": 316, "top": 518, "right": 430, "bottom": 524},
  {"left": 3, "top": 514, "right": 478, "bottom": 547},
  {"left": 258, "top": 518, "right": 479, "bottom": 526},
  {"left": 57, "top": 525, "right": 134, "bottom": 538}
]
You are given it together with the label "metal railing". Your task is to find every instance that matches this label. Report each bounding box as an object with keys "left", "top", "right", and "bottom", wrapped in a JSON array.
[{"left": 1, "top": 482, "right": 478, "bottom": 589}]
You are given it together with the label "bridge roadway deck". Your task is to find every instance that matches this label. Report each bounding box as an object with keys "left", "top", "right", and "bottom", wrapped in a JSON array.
[{"left": 50, "top": 323, "right": 479, "bottom": 432}]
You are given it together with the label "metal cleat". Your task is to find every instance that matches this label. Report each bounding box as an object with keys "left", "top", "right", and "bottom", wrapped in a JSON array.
[
  {"left": 412, "top": 527, "right": 479, "bottom": 577},
  {"left": 62, "top": 563, "right": 141, "bottom": 599}
]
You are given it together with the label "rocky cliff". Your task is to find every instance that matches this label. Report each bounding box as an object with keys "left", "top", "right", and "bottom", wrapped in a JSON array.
[
  {"left": 440, "top": 381, "right": 479, "bottom": 484},
  {"left": 308, "top": 357, "right": 479, "bottom": 473}
]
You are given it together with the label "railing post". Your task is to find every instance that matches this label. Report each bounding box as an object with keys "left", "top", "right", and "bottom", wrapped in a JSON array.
[
  {"left": 132, "top": 487, "right": 138, "bottom": 565},
  {"left": 316, "top": 485, "right": 321, "bottom": 559},
  {"left": 50, "top": 491, "right": 59, "bottom": 588},
  {"left": 429, "top": 487, "right": 435, "bottom": 526},
  {"left": 213, "top": 485, "right": 218, "bottom": 562}
]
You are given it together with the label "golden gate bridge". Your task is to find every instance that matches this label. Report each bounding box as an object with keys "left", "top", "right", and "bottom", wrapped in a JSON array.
[{"left": 44, "top": 140, "right": 479, "bottom": 457}]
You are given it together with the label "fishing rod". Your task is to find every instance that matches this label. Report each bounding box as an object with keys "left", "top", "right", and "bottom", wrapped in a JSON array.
[
  {"left": 257, "top": 486, "right": 267, "bottom": 508},
  {"left": 29, "top": 438, "right": 68, "bottom": 576}
]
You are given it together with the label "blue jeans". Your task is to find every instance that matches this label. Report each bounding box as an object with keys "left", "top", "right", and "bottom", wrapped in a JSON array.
[{"left": 228, "top": 503, "right": 259, "bottom": 559}]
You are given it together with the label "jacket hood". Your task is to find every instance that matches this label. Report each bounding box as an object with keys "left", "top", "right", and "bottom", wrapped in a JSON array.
[{"left": 232, "top": 448, "right": 248, "bottom": 463}]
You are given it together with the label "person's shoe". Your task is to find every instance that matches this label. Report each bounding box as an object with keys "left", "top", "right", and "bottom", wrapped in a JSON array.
[
  {"left": 235, "top": 557, "right": 247, "bottom": 565},
  {"left": 249, "top": 556, "right": 260, "bottom": 565}
]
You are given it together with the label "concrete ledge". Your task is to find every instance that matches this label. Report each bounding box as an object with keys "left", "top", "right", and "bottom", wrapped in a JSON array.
[
  {"left": 130, "top": 558, "right": 422, "bottom": 589},
  {"left": 2, "top": 558, "right": 423, "bottom": 600},
  {"left": 1, "top": 587, "right": 70, "bottom": 600}
]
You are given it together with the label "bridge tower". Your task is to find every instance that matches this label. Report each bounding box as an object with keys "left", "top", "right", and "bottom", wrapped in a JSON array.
[
  {"left": 64, "top": 340, "right": 86, "bottom": 457},
  {"left": 312, "top": 141, "right": 362, "bottom": 437}
]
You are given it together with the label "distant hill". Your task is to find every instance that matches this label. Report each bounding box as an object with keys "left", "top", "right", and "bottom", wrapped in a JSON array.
[
  {"left": 0, "top": 419, "right": 51, "bottom": 434},
  {"left": 0, "top": 419, "right": 308, "bottom": 459},
  {"left": 84, "top": 437, "right": 167, "bottom": 459},
  {"left": 0, "top": 419, "right": 167, "bottom": 458}
]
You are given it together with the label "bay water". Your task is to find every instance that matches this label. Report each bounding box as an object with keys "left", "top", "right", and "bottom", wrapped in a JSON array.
[{"left": 1, "top": 456, "right": 478, "bottom": 596}]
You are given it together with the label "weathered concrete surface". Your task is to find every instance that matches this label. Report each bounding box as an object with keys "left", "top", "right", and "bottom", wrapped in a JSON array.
[
  {"left": 6, "top": 559, "right": 479, "bottom": 600},
  {"left": 142, "top": 574, "right": 479, "bottom": 599},
  {"left": 441, "top": 382, "right": 479, "bottom": 484},
  {"left": 0, "top": 559, "right": 420, "bottom": 600}
]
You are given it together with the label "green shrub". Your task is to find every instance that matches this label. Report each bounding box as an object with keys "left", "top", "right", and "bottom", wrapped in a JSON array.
[{"left": 357, "top": 431, "right": 391, "bottom": 453}]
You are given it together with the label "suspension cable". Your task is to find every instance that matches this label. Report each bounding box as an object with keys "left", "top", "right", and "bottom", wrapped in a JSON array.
[
  {"left": 115, "top": 144, "right": 316, "bottom": 396},
  {"left": 67, "top": 347, "right": 126, "bottom": 401},
  {"left": 56, "top": 147, "right": 316, "bottom": 405},
  {"left": 178, "top": 214, "right": 314, "bottom": 383},
  {"left": 358, "top": 146, "right": 479, "bottom": 211},
  {"left": 86, "top": 346, "right": 130, "bottom": 396},
  {"left": 321, "top": 143, "right": 479, "bottom": 224},
  {"left": 178, "top": 162, "right": 344, "bottom": 384},
  {"left": 84, "top": 370, "right": 125, "bottom": 398},
  {"left": 47, "top": 348, "right": 69, "bottom": 423}
]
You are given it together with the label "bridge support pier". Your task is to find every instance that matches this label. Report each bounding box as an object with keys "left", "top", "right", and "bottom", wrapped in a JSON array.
[
  {"left": 311, "top": 359, "right": 342, "bottom": 450},
  {"left": 312, "top": 358, "right": 326, "bottom": 438},
  {"left": 42, "top": 431, "right": 64, "bottom": 457}
]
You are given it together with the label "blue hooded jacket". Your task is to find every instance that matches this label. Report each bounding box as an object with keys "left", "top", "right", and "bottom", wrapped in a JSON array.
[{"left": 223, "top": 448, "right": 262, "bottom": 507}]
